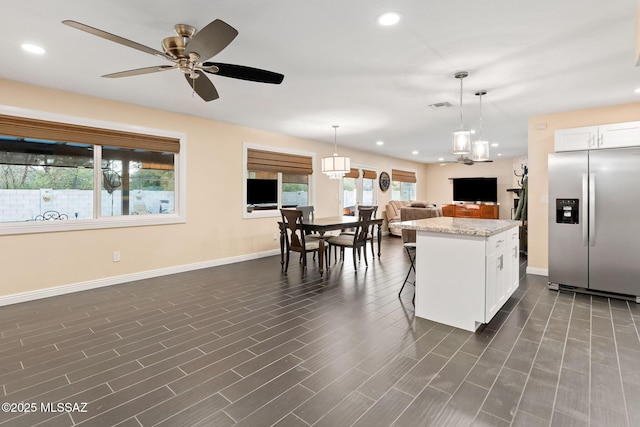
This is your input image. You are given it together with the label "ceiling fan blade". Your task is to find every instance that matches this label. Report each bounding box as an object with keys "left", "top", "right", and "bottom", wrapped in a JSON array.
[
  {"left": 202, "top": 62, "right": 284, "bottom": 84},
  {"left": 185, "top": 71, "right": 219, "bottom": 101},
  {"left": 102, "top": 65, "right": 176, "bottom": 78},
  {"left": 62, "top": 20, "right": 168, "bottom": 59},
  {"left": 185, "top": 19, "right": 238, "bottom": 60}
]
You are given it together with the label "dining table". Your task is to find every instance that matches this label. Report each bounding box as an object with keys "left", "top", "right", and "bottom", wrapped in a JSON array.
[{"left": 279, "top": 215, "right": 384, "bottom": 276}]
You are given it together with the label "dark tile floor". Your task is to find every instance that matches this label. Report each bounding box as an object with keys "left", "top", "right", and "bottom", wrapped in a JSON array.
[{"left": 1, "top": 236, "right": 639, "bottom": 426}]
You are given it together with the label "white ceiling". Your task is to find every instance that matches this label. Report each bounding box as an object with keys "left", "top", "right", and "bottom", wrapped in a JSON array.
[{"left": 1, "top": 1, "right": 638, "bottom": 163}]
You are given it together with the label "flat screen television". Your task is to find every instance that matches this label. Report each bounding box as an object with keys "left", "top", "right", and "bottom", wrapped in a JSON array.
[
  {"left": 246, "top": 178, "right": 278, "bottom": 205},
  {"left": 453, "top": 177, "right": 497, "bottom": 203}
]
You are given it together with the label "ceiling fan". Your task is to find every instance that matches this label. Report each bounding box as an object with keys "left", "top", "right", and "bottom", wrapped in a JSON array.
[
  {"left": 62, "top": 19, "right": 284, "bottom": 101},
  {"left": 440, "top": 156, "right": 494, "bottom": 166}
]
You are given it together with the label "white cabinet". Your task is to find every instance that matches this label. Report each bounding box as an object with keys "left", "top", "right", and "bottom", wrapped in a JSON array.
[
  {"left": 555, "top": 121, "right": 640, "bottom": 152},
  {"left": 414, "top": 225, "right": 520, "bottom": 332},
  {"left": 485, "top": 231, "right": 510, "bottom": 321}
]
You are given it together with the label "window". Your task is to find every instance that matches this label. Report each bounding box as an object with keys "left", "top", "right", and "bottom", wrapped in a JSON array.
[
  {"left": 0, "top": 107, "right": 184, "bottom": 235},
  {"left": 342, "top": 167, "right": 377, "bottom": 216},
  {"left": 391, "top": 169, "right": 416, "bottom": 201},
  {"left": 244, "top": 145, "right": 314, "bottom": 218},
  {"left": 101, "top": 146, "right": 175, "bottom": 216},
  {"left": 362, "top": 169, "right": 377, "bottom": 205},
  {"left": 342, "top": 168, "right": 359, "bottom": 216}
]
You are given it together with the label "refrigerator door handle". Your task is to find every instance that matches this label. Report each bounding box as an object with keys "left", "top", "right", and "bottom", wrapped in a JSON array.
[
  {"left": 589, "top": 173, "right": 596, "bottom": 246},
  {"left": 582, "top": 173, "right": 588, "bottom": 246}
]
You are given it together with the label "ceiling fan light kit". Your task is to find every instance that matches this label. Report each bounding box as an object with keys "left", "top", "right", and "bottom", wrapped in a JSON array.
[
  {"left": 451, "top": 71, "right": 472, "bottom": 155},
  {"left": 322, "top": 125, "right": 351, "bottom": 179},
  {"left": 61, "top": 19, "right": 284, "bottom": 102}
]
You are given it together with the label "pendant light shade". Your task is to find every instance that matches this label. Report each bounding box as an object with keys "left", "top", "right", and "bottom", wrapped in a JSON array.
[
  {"left": 452, "top": 71, "right": 471, "bottom": 155},
  {"left": 472, "top": 90, "right": 490, "bottom": 162},
  {"left": 322, "top": 125, "right": 351, "bottom": 179}
]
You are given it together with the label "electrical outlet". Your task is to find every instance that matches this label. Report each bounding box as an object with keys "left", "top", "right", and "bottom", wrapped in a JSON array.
[
  {"left": 273, "top": 232, "right": 278, "bottom": 241},
  {"left": 113, "top": 251, "right": 121, "bottom": 262}
]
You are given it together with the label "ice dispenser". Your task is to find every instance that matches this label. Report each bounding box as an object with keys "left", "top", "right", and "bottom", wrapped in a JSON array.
[{"left": 556, "top": 199, "right": 579, "bottom": 224}]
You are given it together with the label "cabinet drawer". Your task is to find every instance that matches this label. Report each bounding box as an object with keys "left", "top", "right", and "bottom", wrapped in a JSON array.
[{"left": 487, "top": 231, "right": 507, "bottom": 254}]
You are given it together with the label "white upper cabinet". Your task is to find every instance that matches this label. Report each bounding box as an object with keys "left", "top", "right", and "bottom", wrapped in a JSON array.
[
  {"left": 555, "top": 121, "right": 640, "bottom": 152},
  {"left": 599, "top": 122, "right": 640, "bottom": 148}
]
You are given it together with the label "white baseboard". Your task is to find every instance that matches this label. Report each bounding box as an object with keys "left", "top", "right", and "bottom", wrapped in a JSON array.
[
  {"left": 0, "top": 248, "right": 281, "bottom": 307},
  {"left": 526, "top": 266, "right": 548, "bottom": 277}
]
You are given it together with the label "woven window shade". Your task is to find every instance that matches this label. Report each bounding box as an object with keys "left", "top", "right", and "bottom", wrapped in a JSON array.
[
  {"left": 247, "top": 149, "right": 313, "bottom": 175},
  {"left": 392, "top": 169, "right": 417, "bottom": 183},
  {"left": 0, "top": 114, "right": 180, "bottom": 153},
  {"left": 362, "top": 169, "right": 377, "bottom": 179},
  {"left": 344, "top": 168, "right": 360, "bottom": 179}
]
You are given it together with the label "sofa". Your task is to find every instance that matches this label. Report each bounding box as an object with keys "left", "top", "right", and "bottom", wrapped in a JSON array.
[
  {"left": 400, "top": 205, "right": 442, "bottom": 242},
  {"left": 385, "top": 200, "right": 440, "bottom": 236}
]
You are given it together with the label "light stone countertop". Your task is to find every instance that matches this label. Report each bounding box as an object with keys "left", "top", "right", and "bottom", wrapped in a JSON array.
[{"left": 394, "top": 216, "right": 520, "bottom": 237}]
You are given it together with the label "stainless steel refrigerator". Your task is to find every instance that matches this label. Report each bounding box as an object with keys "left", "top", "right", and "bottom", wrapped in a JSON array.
[{"left": 548, "top": 147, "right": 640, "bottom": 300}]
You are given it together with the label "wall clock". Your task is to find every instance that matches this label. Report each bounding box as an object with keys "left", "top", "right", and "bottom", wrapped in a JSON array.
[{"left": 379, "top": 171, "right": 390, "bottom": 191}]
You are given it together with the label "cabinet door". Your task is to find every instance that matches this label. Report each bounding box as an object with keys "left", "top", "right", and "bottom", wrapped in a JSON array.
[
  {"left": 485, "top": 251, "right": 506, "bottom": 321},
  {"left": 506, "top": 229, "right": 520, "bottom": 296},
  {"left": 599, "top": 121, "right": 640, "bottom": 148},
  {"left": 555, "top": 126, "right": 597, "bottom": 151}
]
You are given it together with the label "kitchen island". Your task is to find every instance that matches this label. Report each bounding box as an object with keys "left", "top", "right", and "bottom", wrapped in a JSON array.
[{"left": 396, "top": 217, "right": 520, "bottom": 332}]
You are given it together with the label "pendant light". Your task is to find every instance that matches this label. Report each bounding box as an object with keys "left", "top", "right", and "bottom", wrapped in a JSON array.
[
  {"left": 472, "top": 90, "right": 490, "bottom": 161},
  {"left": 452, "top": 71, "right": 471, "bottom": 155},
  {"left": 321, "top": 125, "right": 351, "bottom": 179}
]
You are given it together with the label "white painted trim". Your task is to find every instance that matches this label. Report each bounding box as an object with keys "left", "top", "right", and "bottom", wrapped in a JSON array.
[
  {"left": 0, "top": 249, "right": 281, "bottom": 307},
  {"left": 526, "top": 266, "right": 548, "bottom": 276}
]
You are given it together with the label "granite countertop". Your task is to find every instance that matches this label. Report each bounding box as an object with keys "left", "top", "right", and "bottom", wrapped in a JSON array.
[{"left": 394, "top": 216, "right": 520, "bottom": 237}]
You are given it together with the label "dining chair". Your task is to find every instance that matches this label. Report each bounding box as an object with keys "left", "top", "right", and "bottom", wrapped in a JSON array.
[
  {"left": 280, "top": 209, "right": 325, "bottom": 272},
  {"left": 326, "top": 207, "right": 375, "bottom": 271},
  {"left": 338, "top": 205, "right": 378, "bottom": 258}
]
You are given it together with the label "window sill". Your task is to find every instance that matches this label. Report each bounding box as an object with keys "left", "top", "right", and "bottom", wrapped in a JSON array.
[{"left": 0, "top": 213, "right": 186, "bottom": 236}]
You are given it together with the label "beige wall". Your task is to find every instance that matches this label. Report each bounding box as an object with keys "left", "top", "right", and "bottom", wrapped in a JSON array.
[
  {"left": 527, "top": 101, "right": 640, "bottom": 274},
  {"left": 0, "top": 78, "right": 426, "bottom": 300},
  {"left": 423, "top": 157, "right": 527, "bottom": 220}
]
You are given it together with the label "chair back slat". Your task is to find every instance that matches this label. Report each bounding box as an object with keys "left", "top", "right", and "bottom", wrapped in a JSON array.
[
  {"left": 354, "top": 207, "right": 375, "bottom": 244},
  {"left": 281, "top": 209, "right": 305, "bottom": 251}
]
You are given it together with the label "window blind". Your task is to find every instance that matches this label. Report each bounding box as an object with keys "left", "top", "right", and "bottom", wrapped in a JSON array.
[
  {"left": 362, "top": 169, "right": 377, "bottom": 179},
  {"left": 247, "top": 148, "right": 313, "bottom": 175},
  {"left": 0, "top": 114, "right": 180, "bottom": 153},
  {"left": 344, "top": 168, "right": 360, "bottom": 178},
  {"left": 392, "top": 169, "right": 417, "bottom": 183}
]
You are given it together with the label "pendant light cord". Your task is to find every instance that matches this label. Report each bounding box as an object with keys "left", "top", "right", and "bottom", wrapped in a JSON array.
[
  {"left": 333, "top": 125, "right": 339, "bottom": 155},
  {"left": 459, "top": 77, "right": 464, "bottom": 129},
  {"left": 478, "top": 92, "right": 482, "bottom": 138}
]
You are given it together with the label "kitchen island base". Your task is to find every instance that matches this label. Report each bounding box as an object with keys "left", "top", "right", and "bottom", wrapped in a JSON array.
[{"left": 413, "top": 222, "right": 520, "bottom": 332}]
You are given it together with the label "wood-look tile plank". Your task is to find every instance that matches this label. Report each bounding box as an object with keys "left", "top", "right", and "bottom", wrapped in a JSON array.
[
  {"left": 430, "top": 381, "right": 489, "bottom": 427},
  {"left": 221, "top": 355, "right": 303, "bottom": 402},
  {"left": 223, "top": 365, "right": 312, "bottom": 422},
  {"left": 480, "top": 367, "right": 528, "bottom": 422},
  {"left": 391, "top": 385, "right": 450, "bottom": 427},
  {"left": 294, "top": 368, "right": 369, "bottom": 424},
  {"left": 314, "top": 391, "right": 374, "bottom": 427},
  {"left": 352, "top": 388, "right": 415, "bottom": 427}
]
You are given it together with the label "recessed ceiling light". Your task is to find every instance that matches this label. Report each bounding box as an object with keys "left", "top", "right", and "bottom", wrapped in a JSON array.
[
  {"left": 412, "top": 150, "right": 419, "bottom": 155},
  {"left": 497, "top": 153, "right": 502, "bottom": 156},
  {"left": 21, "top": 43, "right": 45, "bottom": 54},
  {"left": 377, "top": 12, "right": 401, "bottom": 26},
  {"left": 491, "top": 143, "right": 499, "bottom": 147},
  {"left": 438, "top": 157, "right": 444, "bottom": 161},
  {"left": 376, "top": 140, "right": 384, "bottom": 146},
  {"left": 635, "top": 88, "right": 640, "bottom": 93}
]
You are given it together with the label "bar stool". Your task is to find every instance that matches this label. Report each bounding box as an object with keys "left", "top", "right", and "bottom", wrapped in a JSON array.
[{"left": 399, "top": 241, "right": 416, "bottom": 305}]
